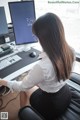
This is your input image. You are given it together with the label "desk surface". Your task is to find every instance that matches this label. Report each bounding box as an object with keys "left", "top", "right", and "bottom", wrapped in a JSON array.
[
  {"left": 0, "top": 41, "right": 42, "bottom": 80},
  {"left": 0, "top": 47, "right": 41, "bottom": 79}
]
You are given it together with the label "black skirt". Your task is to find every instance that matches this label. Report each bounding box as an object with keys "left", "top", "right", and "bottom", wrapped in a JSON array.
[{"left": 30, "top": 84, "right": 72, "bottom": 120}]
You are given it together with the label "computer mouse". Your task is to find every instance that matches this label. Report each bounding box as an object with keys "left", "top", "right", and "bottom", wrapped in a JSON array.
[{"left": 29, "top": 52, "right": 37, "bottom": 58}]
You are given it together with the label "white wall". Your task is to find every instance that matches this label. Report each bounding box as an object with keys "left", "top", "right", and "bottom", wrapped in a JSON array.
[{"left": 0, "top": 0, "right": 20, "bottom": 23}]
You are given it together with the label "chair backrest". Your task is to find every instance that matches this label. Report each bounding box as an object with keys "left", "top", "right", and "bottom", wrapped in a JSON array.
[{"left": 18, "top": 106, "right": 45, "bottom": 120}]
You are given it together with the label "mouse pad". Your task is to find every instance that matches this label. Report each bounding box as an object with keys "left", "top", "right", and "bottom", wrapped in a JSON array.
[{"left": 0, "top": 48, "right": 41, "bottom": 78}]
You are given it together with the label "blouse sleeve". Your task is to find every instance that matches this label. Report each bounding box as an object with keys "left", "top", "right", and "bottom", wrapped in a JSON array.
[{"left": 7, "top": 64, "right": 44, "bottom": 92}]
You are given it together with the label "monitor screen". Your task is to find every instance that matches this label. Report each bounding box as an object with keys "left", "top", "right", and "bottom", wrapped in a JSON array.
[
  {"left": 9, "top": 1, "right": 38, "bottom": 45},
  {"left": 0, "top": 7, "right": 8, "bottom": 36}
]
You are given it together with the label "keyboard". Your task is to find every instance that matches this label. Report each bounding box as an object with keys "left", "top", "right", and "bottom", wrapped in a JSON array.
[{"left": 0, "top": 55, "right": 22, "bottom": 70}]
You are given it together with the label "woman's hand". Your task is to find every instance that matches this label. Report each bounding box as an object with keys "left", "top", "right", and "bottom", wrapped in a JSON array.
[{"left": 0, "top": 79, "right": 7, "bottom": 86}]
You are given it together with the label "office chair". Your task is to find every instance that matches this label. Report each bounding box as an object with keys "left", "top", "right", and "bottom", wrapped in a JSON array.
[{"left": 18, "top": 73, "right": 80, "bottom": 120}]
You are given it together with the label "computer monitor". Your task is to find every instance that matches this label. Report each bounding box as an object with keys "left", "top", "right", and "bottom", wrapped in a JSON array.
[
  {"left": 9, "top": 1, "right": 38, "bottom": 45},
  {"left": 0, "top": 7, "right": 8, "bottom": 44}
]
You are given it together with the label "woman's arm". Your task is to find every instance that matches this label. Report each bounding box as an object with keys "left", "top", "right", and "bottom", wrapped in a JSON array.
[{"left": 0, "top": 64, "right": 44, "bottom": 92}]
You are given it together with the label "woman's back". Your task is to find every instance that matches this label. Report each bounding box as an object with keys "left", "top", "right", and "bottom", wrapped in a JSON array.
[{"left": 38, "top": 53, "right": 66, "bottom": 93}]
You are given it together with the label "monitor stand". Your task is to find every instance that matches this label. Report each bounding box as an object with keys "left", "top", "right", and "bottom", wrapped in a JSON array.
[
  {"left": 0, "top": 36, "right": 5, "bottom": 44},
  {"left": 23, "top": 44, "right": 31, "bottom": 52},
  {"left": 9, "top": 41, "right": 32, "bottom": 53}
]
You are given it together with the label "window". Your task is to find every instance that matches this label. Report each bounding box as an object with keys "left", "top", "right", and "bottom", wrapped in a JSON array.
[{"left": 34, "top": 0, "right": 80, "bottom": 54}]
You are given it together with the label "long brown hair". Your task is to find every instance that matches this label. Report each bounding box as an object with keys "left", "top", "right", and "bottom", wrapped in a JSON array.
[{"left": 32, "top": 13, "right": 74, "bottom": 81}]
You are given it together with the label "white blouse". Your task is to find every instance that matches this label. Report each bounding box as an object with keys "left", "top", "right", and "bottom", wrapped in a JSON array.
[{"left": 7, "top": 53, "right": 66, "bottom": 93}]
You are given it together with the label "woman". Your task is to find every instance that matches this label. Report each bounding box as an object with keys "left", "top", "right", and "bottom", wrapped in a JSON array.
[{"left": 0, "top": 13, "right": 74, "bottom": 120}]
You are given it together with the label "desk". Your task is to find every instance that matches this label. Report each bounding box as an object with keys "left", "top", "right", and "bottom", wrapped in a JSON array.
[{"left": 0, "top": 42, "right": 42, "bottom": 80}]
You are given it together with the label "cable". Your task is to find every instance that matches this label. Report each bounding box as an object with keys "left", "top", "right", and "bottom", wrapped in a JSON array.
[
  {"left": 0, "top": 98, "right": 3, "bottom": 107},
  {"left": 0, "top": 93, "right": 20, "bottom": 110}
]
